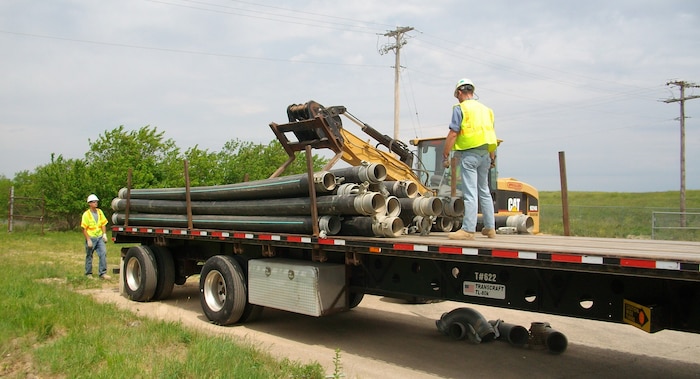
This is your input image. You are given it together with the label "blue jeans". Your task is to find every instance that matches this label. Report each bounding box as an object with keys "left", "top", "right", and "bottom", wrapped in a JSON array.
[
  {"left": 456, "top": 150, "right": 495, "bottom": 232},
  {"left": 85, "top": 236, "right": 107, "bottom": 276}
]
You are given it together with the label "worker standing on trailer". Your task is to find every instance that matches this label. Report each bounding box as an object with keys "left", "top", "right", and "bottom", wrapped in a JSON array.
[
  {"left": 81, "top": 194, "right": 111, "bottom": 279},
  {"left": 442, "top": 78, "right": 498, "bottom": 240}
]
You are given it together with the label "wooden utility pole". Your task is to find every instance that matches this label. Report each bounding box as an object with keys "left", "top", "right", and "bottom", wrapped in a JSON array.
[
  {"left": 379, "top": 26, "right": 414, "bottom": 140},
  {"left": 664, "top": 80, "right": 700, "bottom": 226}
]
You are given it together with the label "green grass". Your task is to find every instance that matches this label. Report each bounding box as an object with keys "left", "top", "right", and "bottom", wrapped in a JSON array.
[
  {"left": 0, "top": 230, "right": 324, "bottom": 379},
  {"left": 538, "top": 190, "right": 700, "bottom": 240}
]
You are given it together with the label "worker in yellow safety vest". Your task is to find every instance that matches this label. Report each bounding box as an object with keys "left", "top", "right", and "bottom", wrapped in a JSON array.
[
  {"left": 81, "top": 194, "right": 111, "bottom": 279},
  {"left": 442, "top": 78, "right": 497, "bottom": 241}
]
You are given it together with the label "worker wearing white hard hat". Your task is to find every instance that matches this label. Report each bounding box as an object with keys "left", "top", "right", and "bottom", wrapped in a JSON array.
[
  {"left": 81, "top": 194, "right": 111, "bottom": 279},
  {"left": 443, "top": 77, "right": 498, "bottom": 240}
]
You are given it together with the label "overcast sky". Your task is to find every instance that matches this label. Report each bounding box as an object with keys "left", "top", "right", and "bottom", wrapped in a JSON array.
[{"left": 1, "top": 0, "right": 699, "bottom": 192}]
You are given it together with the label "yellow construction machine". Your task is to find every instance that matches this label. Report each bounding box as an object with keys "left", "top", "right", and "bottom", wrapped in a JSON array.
[{"left": 269, "top": 101, "right": 539, "bottom": 234}]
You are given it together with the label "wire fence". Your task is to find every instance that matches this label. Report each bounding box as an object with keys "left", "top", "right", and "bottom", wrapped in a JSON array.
[{"left": 539, "top": 204, "right": 700, "bottom": 241}]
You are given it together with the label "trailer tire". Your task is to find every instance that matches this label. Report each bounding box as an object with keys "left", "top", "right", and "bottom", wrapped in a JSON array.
[
  {"left": 199, "top": 255, "right": 249, "bottom": 325},
  {"left": 150, "top": 246, "right": 175, "bottom": 300},
  {"left": 123, "top": 246, "right": 158, "bottom": 302}
]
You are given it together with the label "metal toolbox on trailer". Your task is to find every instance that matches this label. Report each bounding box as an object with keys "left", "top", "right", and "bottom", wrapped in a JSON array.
[{"left": 248, "top": 258, "right": 346, "bottom": 317}]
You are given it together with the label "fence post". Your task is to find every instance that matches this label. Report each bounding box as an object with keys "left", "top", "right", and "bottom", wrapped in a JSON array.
[{"left": 8, "top": 186, "right": 14, "bottom": 233}]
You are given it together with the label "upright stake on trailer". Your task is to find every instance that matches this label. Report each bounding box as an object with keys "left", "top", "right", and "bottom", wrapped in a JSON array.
[
  {"left": 306, "top": 145, "right": 320, "bottom": 238},
  {"left": 125, "top": 169, "right": 132, "bottom": 227},
  {"left": 184, "top": 160, "right": 194, "bottom": 231},
  {"left": 558, "top": 151, "right": 570, "bottom": 236}
]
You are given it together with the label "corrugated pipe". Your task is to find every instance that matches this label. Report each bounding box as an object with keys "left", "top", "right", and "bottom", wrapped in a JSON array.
[
  {"left": 488, "top": 319, "right": 530, "bottom": 347},
  {"left": 340, "top": 215, "right": 404, "bottom": 237},
  {"left": 111, "top": 192, "right": 386, "bottom": 217},
  {"left": 330, "top": 162, "right": 386, "bottom": 184},
  {"left": 436, "top": 307, "right": 496, "bottom": 344},
  {"left": 117, "top": 171, "right": 336, "bottom": 201},
  {"left": 111, "top": 213, "right": 341, "bottom": 236}
]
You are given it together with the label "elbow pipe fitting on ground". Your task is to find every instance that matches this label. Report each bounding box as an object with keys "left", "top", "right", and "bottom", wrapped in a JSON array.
[
  {"left": 436, "top": 307, "right": 496, "bottom": 344},
  {"left": 488, "top": 319, "right": 530, "bottom": 347}
]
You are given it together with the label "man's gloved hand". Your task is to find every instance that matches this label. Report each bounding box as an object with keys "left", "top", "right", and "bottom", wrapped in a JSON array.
[
  {"left": 102, "top": 235, "right": 108, "bottom": 243},
  {"left": 86, "top": 239, "right": 93, "bottom": 248},
  {"left": 442, "top": 157, "right": 450, "bottom": 169}
]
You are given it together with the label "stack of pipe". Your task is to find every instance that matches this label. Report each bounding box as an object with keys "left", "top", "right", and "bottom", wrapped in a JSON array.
[{"left": 111, "top": 162, "right": 459, "bottom": 238}]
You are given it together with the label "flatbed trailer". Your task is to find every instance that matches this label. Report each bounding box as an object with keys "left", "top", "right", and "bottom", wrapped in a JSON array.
[{"left": 112, "top": 225, "right": 700, "bottom": 336}]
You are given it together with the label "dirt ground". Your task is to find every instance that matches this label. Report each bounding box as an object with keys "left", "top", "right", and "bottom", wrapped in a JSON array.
[{"left": 83, "top": 276, "right": 700, "bottom": 379}]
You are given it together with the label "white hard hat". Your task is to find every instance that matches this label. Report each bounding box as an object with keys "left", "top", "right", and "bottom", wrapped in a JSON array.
[
  {"left": 87, "top": 194, "right": 99, "bottom": 203},
  {"left": 455, "top": 78, "right": 474, "bottom": 91}
]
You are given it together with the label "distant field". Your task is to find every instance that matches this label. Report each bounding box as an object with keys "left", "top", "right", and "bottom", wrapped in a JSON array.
[{"left": 538, "top": 190, "right": 700, "bottom": 240}]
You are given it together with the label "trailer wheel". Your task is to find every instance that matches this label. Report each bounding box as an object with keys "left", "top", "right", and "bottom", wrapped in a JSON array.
[
  {"left": 150, "top": 246, "right": 175, "bottom": 300},
  {"left": 123, "top": 246, "right": 158, "bottom": 302},
  {"left": 348, "top": 292, "right": 364, "bottom": 309},
  {"left": 199, "top": 255, "right": 249, "bottom": 325}
]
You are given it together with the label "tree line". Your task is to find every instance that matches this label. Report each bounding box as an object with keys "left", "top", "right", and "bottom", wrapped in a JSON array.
[{"left": 1, "top": 125, "right": 328, "bottom": 230}]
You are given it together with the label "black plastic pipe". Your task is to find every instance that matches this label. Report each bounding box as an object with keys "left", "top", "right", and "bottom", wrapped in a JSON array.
[
  {"left": 340, "top": 216, "right": 404, "bottom": 237},
  {"left": 117, "top": 171, "right": 336, "bottom": 201},
  {"left": 111, "top": 213, "right": 341, "bottom": 235},
  {"left": 112, "top": 192, "right": 385, "bottom": 217}
]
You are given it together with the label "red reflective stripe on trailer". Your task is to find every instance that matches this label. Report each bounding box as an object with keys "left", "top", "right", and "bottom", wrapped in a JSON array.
[
  {"left": 492, "top": 249, "right": 519, "bottom": 259},
  {"left": 393, "top": 243, "right": 415, "bottom": 251},
  {"left": 287, "top": 236, "right": 303, "bottom": 243},
  {"left": 552, "top": 254, "right": 582, "bottom": 263},
  {"left": 439, "top": 246, "right": 463, "bottom": 255},
  {"left": 621, "top": 259, "right": 657, "bottom": 269},
  {"left": 318, "top": 238, "right": 336, "bottom": 245}
]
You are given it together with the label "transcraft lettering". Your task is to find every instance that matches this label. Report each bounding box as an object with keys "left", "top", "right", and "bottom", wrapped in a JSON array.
[{"left": 463, "top": 281, "right": 506, "bottom": 299}]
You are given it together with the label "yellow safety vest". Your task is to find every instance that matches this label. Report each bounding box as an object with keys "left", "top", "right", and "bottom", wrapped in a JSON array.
[
  {"left": 452, "top": 100, "right": 497, "bottom": 152},
  {"left": 81, "top": 209, "right": 108, "bottom": 237}
]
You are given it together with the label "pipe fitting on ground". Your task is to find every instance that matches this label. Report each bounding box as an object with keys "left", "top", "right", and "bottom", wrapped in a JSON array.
[
  {"left": 489, "top": 319, "right": 530, "bottom": 347},
  {"left": 529, "top": 322, "right": 568, "bottom": 354},
  {"left": 436, "top": 307, "right": 496, "bottom": 344}
]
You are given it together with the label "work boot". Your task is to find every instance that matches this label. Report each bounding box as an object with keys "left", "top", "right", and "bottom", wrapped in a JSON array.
[
  {"left": 481, "top": 228, "right": 496, "bottom": 239},
  {"left": 100, "top": 274, "right": 112, "bottom": 280},
  {"left": 448, "top": 230, "right": 475, "bottom": 240}
]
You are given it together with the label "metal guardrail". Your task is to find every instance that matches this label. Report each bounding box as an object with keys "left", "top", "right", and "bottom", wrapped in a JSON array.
[{"left": 652, "top": 211, "right": 700, "bottom": 240}]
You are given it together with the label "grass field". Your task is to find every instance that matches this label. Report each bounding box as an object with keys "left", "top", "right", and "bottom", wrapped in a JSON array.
[
  {"left": 2, "top": 190, "right": 699, "bottom": 377},
  {"left": 0, "top": 230, "right": 325, "bottom": 379}
]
